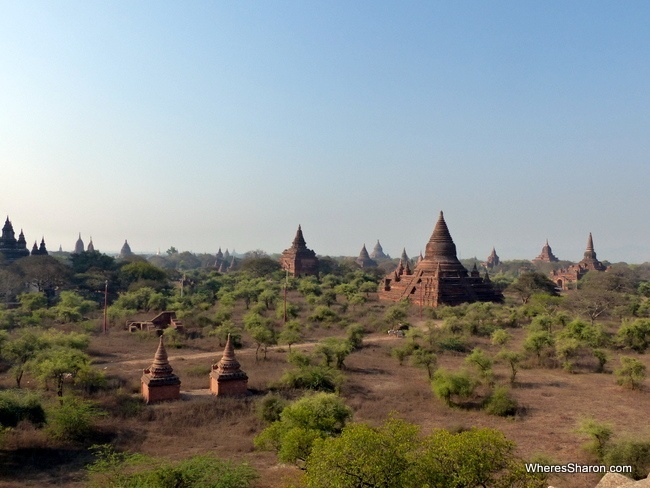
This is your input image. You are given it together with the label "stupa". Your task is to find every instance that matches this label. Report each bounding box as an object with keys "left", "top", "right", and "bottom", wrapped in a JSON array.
[
  {"left": 378, "top": 212, "right": 503, "bottom": 307},
  {"left": 533, "top": 240, "right": 559, "bottom": 262},
  {"left": 279, "top": 225, "right": 319, "bottom": 277},
  {"left": 355, "top": 244, "right": 377, "bottom": 268},
  {"left": 141, "top": 336, "right": 181, "bottom": 404},
  {"left": 370, "top": 240, "right": 388, "bottom": 260},
  {"left": 210, "top": 334, "right": 248, "bottom": 396},
  {"left": 0, "top": 218, "right": 30, "bottom": 262},
  {"left": 485, "top": 247, "right": 500, "bottom": 268}
]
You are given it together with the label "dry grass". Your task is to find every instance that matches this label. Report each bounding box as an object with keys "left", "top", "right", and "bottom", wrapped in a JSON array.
[{"left": 2, "top": 297, "right": 650, "bottom": 487}]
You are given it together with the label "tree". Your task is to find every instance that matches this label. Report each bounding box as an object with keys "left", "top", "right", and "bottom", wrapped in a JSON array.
[
  {"left": 249, "top": 325, "right": 275, "bottom": 361},
  {"left": 411, "top": 348, "right": 437, "bottom": 379},
  {"left": 617, "top": 319, "right": 650, "bottom": 353},
  {"left": 2, "top": 330, "right": 49, "bottom": 387},
  {"left": 305, "top": 417, "right": 419, "bottom": 488},
  {"left": 254, "top": 393, "right": 352, "bottom": 465},
  {"left": 615, "top": 356, "right": 647, "bottom": 390},
  {"left": 523, "top": 330, "right": 554, "bottom": 364},
  {"left": 465, "top": 347, "right": 494, "bottom": 383},
  {"left": 507, "top": 272, "right": 558, "bottom": 304},
  {"left": 431, "top": 368, "right": 477, "bottom": 407},
  {"left": 305, "top": 419, "right": 545, "bottom": 488},
  {"left": 565, "top": 288, "right": 624, "bottom": 325},
  {"left": 29, "top": 346, "right": 91, "bottom": 397},
  {"left": 13, "top": 255, "right": 70, "bottom": 296},
  {"left": 118, "top": 261, "right": 168, "bottom": 290},
  {"left": 497, "top": 349, "right": 522, "bottom": 384},
  {"left": 314, "top": 338, "right": 352, "bottom": 369}
]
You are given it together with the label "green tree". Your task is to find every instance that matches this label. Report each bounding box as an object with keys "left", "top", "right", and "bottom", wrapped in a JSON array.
[
  {"left": 431, "top": 368, "right": 477, "bottom": 407},
  {"left": 465, "top": 347, "right": 494, "bottom": 383},
  {"left": 507, "top": 272, "right": 558, "bottom": 304},
  {"left": 314, "top": 338, "right": 352, "bottom": 369},
  {"left": 29, "top": 346, "right": 91, "bottom": 397},
  {"left": 615, "top": 356, "right": 647, "bottom": 390},
  {"left": 523, "top": 330, "right": 554, "bottom": 364},
  {"left": 2, "top": 330, "right": 49, "bottom": 387},
  {"left": 617, "top": 319, "right": 650, "bottom": 353},
  {"left": 411, "top": 348, "right": 437, "bottom": 379},
  {"left": 497, "top": 349, "right": 522, "bottom": 384},
  {"left": 254, "top": 393, "right": 352, "bottom": 465},
  {"left": 577, "top": 418, "right": 613, "bottom": 460}
]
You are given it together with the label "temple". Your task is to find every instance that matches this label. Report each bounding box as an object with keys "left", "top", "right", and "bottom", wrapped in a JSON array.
[
  {"left": 356, "top": 244, "right": 377, "bottom": 268},
  {"left": 378, "top": 212, "right": 503, "bottom": 307},
  {"left": 141, "top": 335, "right": 181, "bottom": 404},
  {"left": 533, "top": 239, "right": 559, "bottom": 262},
  {"left": 549, "top": 233, "right": 609, "bottom": 290},
  {"left": 280, "top": 225, "right": 319, "bottom": 277},
  {"left": 119, "top": 239, "right": 134, "bottom": 258},
  {"left": 370, "top": 240, "right": 388, "bottom": 260},
  {"left": 0, "top": 217, "right": 42, "bottom": 262},
  {"left": 30, "top": 238, "right": 48, "bottom": 256},
  {"left": 74, "top": 233, "right": 85, "bottom": 254},
  {"left": 210, "top": 334, "right": 248, "bottom": 396},
  {"left": 485, "top": 247, "right": 500, "bottom": 269}
]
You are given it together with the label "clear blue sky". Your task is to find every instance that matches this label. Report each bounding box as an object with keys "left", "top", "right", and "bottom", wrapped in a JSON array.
[{"left": 1, "top": 1, "right": 648, "bottom": 263}]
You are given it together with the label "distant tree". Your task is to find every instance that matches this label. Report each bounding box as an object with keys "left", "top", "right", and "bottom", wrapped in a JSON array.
[
  {"left": 2, "top": 331, "right": 49, "bottom": 387},
  {"left": 239, "top": 257, "right": 281, "bottom": 278},
  {"left": 29, "top": 346, "right": 91, "bottom": 397},
  {"left": 13, "top": 255, "right": 70, "bottom": 296},
  {"left": 411, "top": 348, "right": 437, "bottom": 379},
  {"left": 507, "top": 272, "right": 558, "bottom": 304},
  {"left": 615, "top": 356, "right": 646, "bottom": 390},
  {"left": 616, "top": 319, "right": 650, "bottom": 353},
  {"left": 118, "top": 261, "right": 167, "bottom": 290},
  {"left": 497, "top": 349, "right": 522, "bottom": 384}
]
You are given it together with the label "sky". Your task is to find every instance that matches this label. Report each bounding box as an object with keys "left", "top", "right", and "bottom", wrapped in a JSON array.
[{"left": 1, "top": 1, "right": 648, "bottom": 263}]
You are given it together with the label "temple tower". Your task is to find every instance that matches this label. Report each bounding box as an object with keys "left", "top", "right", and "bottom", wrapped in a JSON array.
[
  {"left": 370, "top": 240, "right": 388, "bottom": 260},
  {"left": 379, "top": 212, "right": 503, "bottom": 307},
  {"left": 280, "top": 225, "right": 319, "bottom": 277},
  {"left": 0, "top": 218, "right": 30, "bottom": 261},
  {"left": 486, "top": 247, "right": 500, "bottom": 268},
  {"left": 355, "top": 244, "right": 377, "bottom": 268},
  {"left": 141, "top": 336, "right": 181, "bottom": 404},
  {"left": 87, "top": 237, "right": 95, "bottom": 252},
  {"left": 74, "top": 233, "right": 84, "bottom": 254},
  {"left": 119, "top": 240, "right": 133, "bottom": 258},
  {"left": 210, "top": 334, "right": 248, "bottom": 397},
  {"left": 533, "top": 239, "right": 559, "bottom": 262}
]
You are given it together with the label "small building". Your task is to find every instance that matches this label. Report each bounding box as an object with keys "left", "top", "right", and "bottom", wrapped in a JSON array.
[
  {"left": 141, "top": 336, "right": 181, "bottom": 404},
  {"left": 280, "top": 225, "right": 319, "bottom": 277},
  {"left": 210, "top": 334, "right": 248, "bottom": 397},
  {"left": 127, "top": 311, "right": 185, "bottom": 333}
]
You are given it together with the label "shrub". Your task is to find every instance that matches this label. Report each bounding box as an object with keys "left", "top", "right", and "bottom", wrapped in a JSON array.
[
  {"left": 0, "top": 390, "right": 46, "bottom": 428},
  {"left": 603, "top": 440, "right": 650, "bottom": 480},
  {"left": 615, "top": 357, "right": 647, "bottom": 390},
  {"left": 47, "top": 395, "right": 105, "bottom": 442},
  {"left": 577, "top": 418, "right": 613, "bottom": 460},
  {"left": 256, "top": 393, "right": 288, "bottom": 424},
  {"left": 617, "top": 319, "right": 650, "bottom": 353},
  {"left": 431, "top": 369, "right": 477, "bottom": 407},
  {"left": 277, "top": 366, "right": 342, "bottom": 392},
  {"left": 484, "top": 386, "right": 518, "bottom": 417}
]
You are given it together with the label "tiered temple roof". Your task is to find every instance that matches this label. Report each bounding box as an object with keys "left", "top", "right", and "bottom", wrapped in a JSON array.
[
  {"left": 533, "top": 239, "right": 559, "bottom": 262},
  {"left": 485, "top": 247, "right": 500, "bottom": 268},
  {"left": 356, "top": 244, "right": 377, "bottom": 268},
  {"left": 378, "top": 212, "right": 503, "bottom": 307},
  {"left": 210, "top": 334, "right": 248, "bottom": 396},
  {"left": 549, "top": 233, "right": 608, "bottom": 290},
  {"left": 280, "top": 225, "right": 319, "bottom": 277},
  {"left": 141, "top": 336, "right": 181, "bottom": 403},
  {"left": 0, "top": 217, "right": 32, "bottom": 262},
  {"left": 370, "top": 240, "right": 388, "bottom": 260}
]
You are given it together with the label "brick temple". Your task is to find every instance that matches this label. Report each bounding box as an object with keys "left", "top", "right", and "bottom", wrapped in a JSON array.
[
  {"left": 356, "top": 244, "right": 377, "bottom": 268},
  {"left": 533, "top": 239, "right": 560, "bottom": 262},
  {"left": 210, "top": 334, "right": 248, "bottom": 397},
  {"left": 485, "top": 247, "right": 500, "bottom": 268},
  {"left": 549, "top": 233, "right": 609, "bottom": 290},
  {"left": 280, "top": 225, "right": 319, "bottom": 277},
  {"left": 378, "top": 212, "right": 503, "bottom": 307},
  {"left": 141, "top": 335, "right": 181, "bottom": 404}
]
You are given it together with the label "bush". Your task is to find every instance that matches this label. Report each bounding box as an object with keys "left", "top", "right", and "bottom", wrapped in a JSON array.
[
  {"left": 484, "top": 386, "right": 518, "bottom": 417},
  {"left": 87, "top": 446, "right": 258, "bottom": 488},
  {"left": 603, "top": 440, "right": 650, "bottom": 480},
  {"left": 0, "top": 390, "right": 46, "bottom": 428},
  {"left": 277, "top": 366, "right": 343, "bottom": 392},
  {"left": 47, "top": 396, "right": 105, "bottom": 442},
  {"left": 256, "top": 393, "right": 288, "bottom": 424},
  {"left": 431, "top": 369, "right": 477, "bottom": 407},
  {"left": 615, "top": 356, "right": 647, "bottom": 390}
]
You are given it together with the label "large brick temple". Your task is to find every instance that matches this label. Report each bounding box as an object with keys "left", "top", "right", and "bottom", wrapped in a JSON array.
[
  {"left": 378, "top": 212, "right": 503, "bottom": 307},
  {"left": 280, "top": 225, "right": 319, "bottom": 277},
  {"left": 549, "top": 233, "right": 609, "bottom": 290}
]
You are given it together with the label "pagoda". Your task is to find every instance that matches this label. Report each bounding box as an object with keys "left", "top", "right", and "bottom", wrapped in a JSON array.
[
  {"left": 378, "top": 212, "right": 503, "bottom": 307},
  {"left": 0, "top": 217, "right": 31, "bottom": 262},
  {"left": 533, "top": 239, "right": 559, "bottom": 262},
  {"left": 74, "top": 233, "right": 84, "bottom": 254},
  {"left": 119, "top": 239, "right": 133, "bottom": 258},
  {"left": 549, "top": 233, "right": 608, "bottom": 290},
  {"left": 355, "top": 244, "right": 377, "bottom": 268},
  {"left": 210, "top": 334, "right": 248, "bottom": 397},
  {"left": 370, "top": 240, "right": 388, "bottom": 260},
  {"left": 280, "top": 225, "right": 319, "bottom": 277},
  {"left": 485, "top": 247, "right": 500, "bottom": 268},
  {"left": 141, "top": 336, "right": 181, "bottom": 404}
]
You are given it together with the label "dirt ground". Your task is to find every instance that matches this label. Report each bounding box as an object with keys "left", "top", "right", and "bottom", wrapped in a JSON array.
[{"left": 2, "top": 311, "right": 650, "bottom": 487}]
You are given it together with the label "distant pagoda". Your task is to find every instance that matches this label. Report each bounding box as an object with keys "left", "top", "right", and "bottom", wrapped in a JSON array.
[
  {"left": 370, "top": 240, "right": 388, "bottom": 260},
  {"left": 141, "top": 336, "right": 181, "bottom": 404},
  {"left": 533, "top": 239, "right": 559, "bottom": 263},
  {"left": 355, "top": 244, "right": 377, "bottom": 268},
  {"left": 0, "top": 217, "right": 34, "bottom": 262},
  {"left": 280, "top": 225, "right": 319, "bottom": 277},
  {"left": 549, "top": 233, "right": 609, "bottom": 290},
  {"left": 74, "top": 233, "right": 84, "bottom": 254},
  {"left": 485, "top": 247, "right": 500, "bottom": 268},
  {"left": 119, "top": 239, "right": 133, "bottom": 258},
  {"left": 378, "top": 212, "right": 503, "bottom": 307},
  {"left": 210, "top": 334, "right": 248, "bottom": 397}
]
